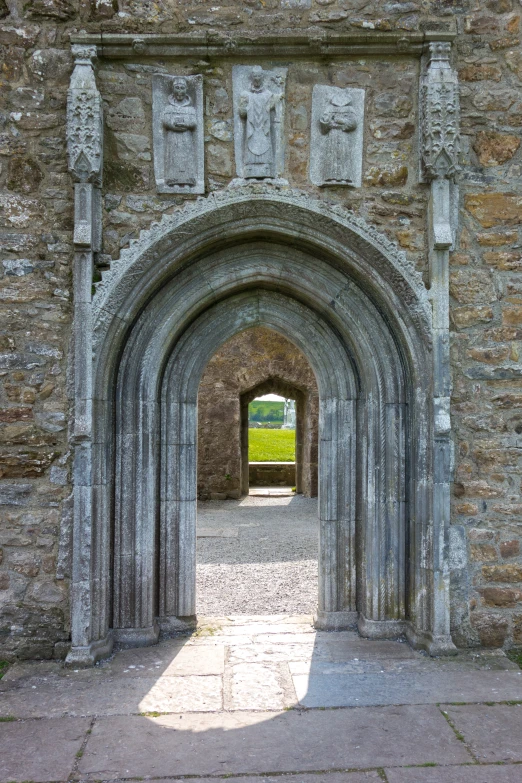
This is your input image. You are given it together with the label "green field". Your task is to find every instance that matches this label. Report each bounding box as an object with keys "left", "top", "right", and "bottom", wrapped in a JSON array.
[
  {"left": 249, "top": 428, "right": 295, "bottom": 461},
  {"left": 248, "top": 399, "right": 284, "bottom": 424}
]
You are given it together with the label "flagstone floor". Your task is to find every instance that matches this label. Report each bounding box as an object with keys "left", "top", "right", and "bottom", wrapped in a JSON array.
[{"left": 1, "top": 615, "right": 522, "bottom": 783}]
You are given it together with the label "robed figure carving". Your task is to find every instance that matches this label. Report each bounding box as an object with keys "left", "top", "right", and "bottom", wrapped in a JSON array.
[
  {"left": 162, "top": 77, "right": 197, "bottom": 187},
  {"left": 239, "top": 68, "right": 280, "bottom": 178},
  {"left": 152, "top": 74, "right": 204, "bottom": 194},
  {"left": 320, "top": 95, "right": 358, "bottom": 185},
  {"left": 310, "top": 85, "right": 365, "bottom": 189},
  {"left": 233, "top": 65, "right": 287, "bottom": 181}
]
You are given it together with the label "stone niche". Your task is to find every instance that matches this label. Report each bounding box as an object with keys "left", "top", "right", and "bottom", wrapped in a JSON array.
[{"left": 197, "top": 327, "right": 319, "bottom": 499}]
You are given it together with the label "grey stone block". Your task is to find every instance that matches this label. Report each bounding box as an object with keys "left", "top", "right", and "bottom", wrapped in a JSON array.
[
  {"left": 232, "top": 65, "right": 287, "bottom": 179},
  {"left": 310, "top": 85, "right": 365, "bottom": 188},
  {"left": 152, "top": 74, "right": 204, "bottom": 195}
]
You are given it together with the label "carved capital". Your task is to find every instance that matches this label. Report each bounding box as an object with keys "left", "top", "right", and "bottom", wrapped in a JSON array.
[
  {"left": 421, "top": 41, "right": 460, "bottom": 181},
  {"left": 67, "top": 44, "right": 103, "bottom": 184},
  {"left": 71, "top": 43, "right": 98, "bottom": 63}
]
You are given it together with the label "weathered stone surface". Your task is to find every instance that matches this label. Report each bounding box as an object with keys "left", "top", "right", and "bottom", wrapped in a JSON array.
[
  {"left": 470, "top": 612, "right": 509, "bottom": 647},
  {"left": 78, "top": 708, "right": 471, "bottom": 778},
  {"left": 473, "top": 131, "right": 521, "bottom": 166},
  {"left": 449, "top": 269, "right": 496, "bottom": 305},
  {"left": 6, "top": 157, "right": 44, "bottom": 194},
  {"left": 364, "top": 165, "right": 408, "bottom": 187},
  {"left": 465, "top": 193, "right": 522, "bottom": 228},
  {"left": 482, "top": 564, "right": 522, "bottom": 582},
  {"left": 0, "top": 717, "right": 90, "bottom": 783},
  {"left": 442, "top": 704, "right": 522, "bottom": 763}
]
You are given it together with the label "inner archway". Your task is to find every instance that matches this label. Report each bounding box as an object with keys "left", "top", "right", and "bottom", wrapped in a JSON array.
[
  {"left": 68, "top": 188, "right": 454, "bottom": 666},
  {"left": 195, "top": 326, "right": 320, "bottom": 616}
]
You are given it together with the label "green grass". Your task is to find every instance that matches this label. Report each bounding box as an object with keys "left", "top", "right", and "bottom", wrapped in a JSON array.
[
  {"left": 249, "top": 428, "right": 295, "bottom": 461},
  {"left": 0, "top": 661, "right": 9, "bottom": 680}
]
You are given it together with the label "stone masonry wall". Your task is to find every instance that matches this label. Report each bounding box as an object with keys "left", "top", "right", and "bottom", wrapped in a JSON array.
[
  {"left": 197, "top": 327, "right": 318, "bottom": 499},
  {"left": 0, "top": 0, "right": 521, "bottom": 657}
]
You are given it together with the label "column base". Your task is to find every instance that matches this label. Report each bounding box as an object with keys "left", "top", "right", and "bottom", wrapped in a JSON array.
[
  {"left": 113, "top": 623, "right": 159, "bottom": 648},
  {"left": 314, "top": 610, "right": 358, "bottom": 630},
  {"left": 158, "top": 616, "right": 198, "bottom": 636},
  {"left": 358, "top": 614, "right": 407, "bottom": 640},
  {"left": 405, "top": 625, "right": 458, "bottom": 657},
  {"left": 65, "top": 632, "right": 113, "bottom": 668}
]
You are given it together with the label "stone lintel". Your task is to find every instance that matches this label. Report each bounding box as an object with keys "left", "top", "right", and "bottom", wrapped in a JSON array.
[{"left": 69, "top": 30, "right": 455, "bottom": 60}]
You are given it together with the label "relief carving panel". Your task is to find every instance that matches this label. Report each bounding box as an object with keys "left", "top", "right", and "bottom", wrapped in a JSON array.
[
  {"left": 310, "top": 85, "right": 365, "bottom": 188},
  {"left": 232, "top": 65, "right": 287, "bottom": 180},
  {"left": 152, "top": 74, "right": 204, "bottom": 194}
]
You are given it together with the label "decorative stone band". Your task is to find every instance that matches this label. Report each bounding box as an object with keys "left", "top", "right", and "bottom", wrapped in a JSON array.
[
  {"left": 92, "top": 185, "right": 431, "bottom": 347},
  {"left": 69, "top": 29, "right": 456, "bottom": 59}
]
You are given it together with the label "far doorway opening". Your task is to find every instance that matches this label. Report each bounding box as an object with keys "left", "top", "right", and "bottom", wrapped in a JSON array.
[{"left": 247, "top": 392, "right": 296, "bottom": 496}]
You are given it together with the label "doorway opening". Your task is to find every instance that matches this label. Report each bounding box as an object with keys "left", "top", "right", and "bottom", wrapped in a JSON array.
[
  {"left": 196, "top": 326, "right": 319, "bottom": 616},
  {"left": 247, "top": 392, "right": 295, "bottom": 496}
]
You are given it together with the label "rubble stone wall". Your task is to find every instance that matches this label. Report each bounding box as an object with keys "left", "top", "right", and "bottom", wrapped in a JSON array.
[{"left": 0, "top": 0, "right": 521, "bottom": 658}]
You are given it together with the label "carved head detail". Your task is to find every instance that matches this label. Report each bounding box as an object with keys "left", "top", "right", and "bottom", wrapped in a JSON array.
[
  {"left": 250, "top": 66, "right": 264, "bottom": 91},
  {"left": 171, "top": 77, "right": 188, "bottom": 102}
]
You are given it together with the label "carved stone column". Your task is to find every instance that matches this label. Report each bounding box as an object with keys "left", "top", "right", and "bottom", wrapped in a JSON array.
[
  {"left": 65, "top": 45, "right": 109, "bottom": 665},
  {"left": 420, "top": 40, "right": 459, "bottom": 654}
]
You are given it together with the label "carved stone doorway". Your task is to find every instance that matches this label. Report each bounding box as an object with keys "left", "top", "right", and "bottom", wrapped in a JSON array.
[{"left": 67, "top": 189, "right": 455, "bottom": 665}]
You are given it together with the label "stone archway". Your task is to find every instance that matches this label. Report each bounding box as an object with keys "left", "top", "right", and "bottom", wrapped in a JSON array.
[{"left": 67, "top": 186, "right": 455, "bottom": 665}]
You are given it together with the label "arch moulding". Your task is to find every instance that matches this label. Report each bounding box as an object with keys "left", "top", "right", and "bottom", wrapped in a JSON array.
[{"left": 66, "top": 185, "right": 456, "bottom": 666}]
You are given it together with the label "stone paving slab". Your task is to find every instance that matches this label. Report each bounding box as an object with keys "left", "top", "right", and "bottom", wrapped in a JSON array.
[
  {"left": 0, "top": 717, "right": 90, "bottom": 783},
  {"left": 150, "top": 775, "right": 382, "bottom": 783},
  {"left": 104, "top": 640, "right": 225, "bottom": 676},
  {"left": 385, "top": 765, "right": 522, "bottom": 782},
  {"left": 0, "top": 674, "right": 222, "bottom": 718},
  {"left": 293, "top": 670, "right": 522, "bottom": 708},
  {"left": 228, "top": 662, "right": 292, "bottom": 709},
  {"left": 442, "top": 704, "right": 522, "bottom": 763},
  {"left": 78, "top": 707, "right": 472, "bottom": 778}
]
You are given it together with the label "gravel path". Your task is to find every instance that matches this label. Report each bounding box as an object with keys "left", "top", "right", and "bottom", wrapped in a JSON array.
[{"left": 196, "top": 495, "right": 318, "bottom": 615}]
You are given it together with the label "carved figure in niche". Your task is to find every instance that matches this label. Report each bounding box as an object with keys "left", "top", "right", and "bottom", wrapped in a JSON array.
[
  {"left": 162, "top": 77, "right": 197, "bottom": 188},
  {"left": 233, "top": 65, "right": 287, "bottom": 181},
  {"left": 152, "top": 73, "right": 204, "bottom": 194},
  {"left": 238, "top": 67, "right": 281, "bottom": 178},
  {"left": 320, "top": 94, "right": 358, "bottom": 185},
  {"left": 310, "top": 85, "right": 365, "bottom": 189}
]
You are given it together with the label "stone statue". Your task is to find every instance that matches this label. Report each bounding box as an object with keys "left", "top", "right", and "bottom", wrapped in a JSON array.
[
  {"left": 238, "top": 67, "right": 281, "bottom": 178},
  {"left": 152, "top": 74, "right": 204, "bottom": 194},
  {"left": 319, "top": 94, "right": 358, "bottom": 185},
  {"left": 162, "top": 77, "right": 197, "bottom": 188},
  {"left": 232, "top": 65, "right": 287, "bottom": 181},
  {"left": 310, "top": 85, "right": 365, "bottom": 189}
]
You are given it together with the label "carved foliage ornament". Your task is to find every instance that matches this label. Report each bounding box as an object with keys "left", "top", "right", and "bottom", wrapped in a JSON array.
[
  {"left": 421, "top": 42, "right": 460, "bottom": 181},
  {"left": 67, "top": 44, "right": 103, "bottom": 183}
]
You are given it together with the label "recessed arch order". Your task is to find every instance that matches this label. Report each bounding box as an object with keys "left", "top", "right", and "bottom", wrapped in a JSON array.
[{"left": 68, "top": 185, "right": 456, "bottom": 665}]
